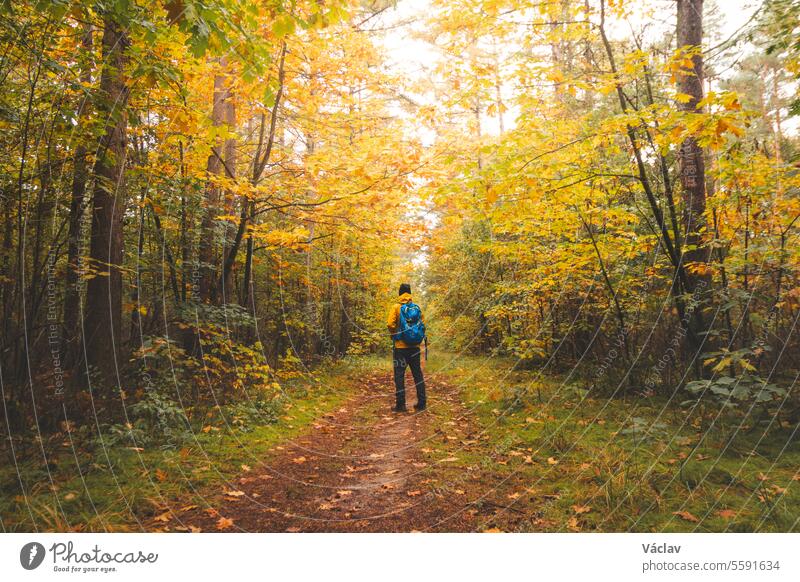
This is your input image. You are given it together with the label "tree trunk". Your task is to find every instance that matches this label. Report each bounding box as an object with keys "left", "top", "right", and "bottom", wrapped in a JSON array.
[
  {"left": 676, "top": 0, "right": 709, "bottom": 282},
  {"left": 199, "top": 65, "right": 230, "bottom": 303},
  {"left": 83, "top": 15, "right": 129, "bottom": 387},
  {"left": 220, "top": 78, "right": 237, "bottom": 302},
  {"left": 62, "top": 24, "right": 93, "bottom": 368}
]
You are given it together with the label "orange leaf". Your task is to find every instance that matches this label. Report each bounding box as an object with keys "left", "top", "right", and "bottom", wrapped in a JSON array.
[{"left": 673, "top": 511, "right": 699, "bottom": 523}]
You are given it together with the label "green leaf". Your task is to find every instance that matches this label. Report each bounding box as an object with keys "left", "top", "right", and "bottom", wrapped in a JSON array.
[{"left": 272, "top": 14, "right": 296, "bottom": 38}]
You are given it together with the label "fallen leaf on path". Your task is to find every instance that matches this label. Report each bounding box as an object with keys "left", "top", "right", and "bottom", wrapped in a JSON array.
[
  {"left": 439, "top": 456, "right": 459, "bottom": 462},
  {"left": 717, "top": 509, "right": 737, "bottom": 519},
  {"left": 216, "top": 517, "right": 234, "bottom": 530},
  {"left": 286, "top": 526, "right": 301, "bottom": 533},
  {"left": 241, "top": 464, "right": 251, "bottom": 472},
  {"left": 180, "top": 504, "right": 198, "bottom": 512},
  {"left": 547, "top": 457, "right": 559, "bottom": 465},
  {"left": 673, "top": 511, "right": 699, "bottom": 523},
  {"left": 381, "top": 483, "right": 396, "bottom": 490},
  {"left": 292, "top": 456, "right": 307, "bottom": 464},
  {"left": 568, "top": 517, "right": 580, "bottom": 531},
  {"left": 571, "top": 504, "right": 592, "bottom": 514},
  {"left": 406, "top": 490, "right": 422, "bottom": 497},
  {"left": 453, "top": 489, "right": 465, "bottom": 495},
  {"left": 319, "top": 503, "right": 334, "bottom": 510},
  {"left": 482, "top": 527, "right": 503, "bottom": 533},
  {"left": 155, "top": 468, "right": 167, "bottom": 482},
  {"left": 153, "top": 511, "right": 172, "bottom": 523},
  {"left": 188, "top": 525, "right": 201, "bottom": 533},
  {"left": 224, "top": 490, "right": 245, "bottom": 498},
  {"left": 336, "top": 490, "right": 353, "bottom": 497}
]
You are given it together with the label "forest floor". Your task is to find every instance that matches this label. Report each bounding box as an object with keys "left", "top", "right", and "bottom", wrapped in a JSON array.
[
  {"left": 2, "top": 354, "right": 799, "bottom": 532},
  {"left": 177, "top": 364, "right": 534, "bottom": 532}
]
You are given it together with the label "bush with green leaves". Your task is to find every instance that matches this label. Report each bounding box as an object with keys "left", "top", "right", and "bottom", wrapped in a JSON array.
[
  {"left": 101, "top": 389, "right": 192, "bottom": 449},
  {"left": 683, "top": 373, "right": 788, "bottom": 410}
]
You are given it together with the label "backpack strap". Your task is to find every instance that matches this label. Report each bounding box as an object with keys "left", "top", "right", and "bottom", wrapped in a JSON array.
[{"left": 391, "top": 303, "right": 406, "bottom": 343}]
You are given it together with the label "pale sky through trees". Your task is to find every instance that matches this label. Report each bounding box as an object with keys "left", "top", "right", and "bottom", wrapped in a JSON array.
[{"left": 376, "top": 0, "right": 773, "bottom": 141}]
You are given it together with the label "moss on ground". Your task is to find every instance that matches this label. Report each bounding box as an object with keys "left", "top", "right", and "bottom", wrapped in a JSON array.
[
  {"left": 0, "top": 361, "right": 359, "bottom": 532},
  {"left": 430, "top": 353, "right": 799, "bottom": 532}
]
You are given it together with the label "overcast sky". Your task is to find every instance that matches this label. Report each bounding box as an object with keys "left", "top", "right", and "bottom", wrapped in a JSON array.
[{"left": 374, "top": 0, "right": 769, "bottom": 139}]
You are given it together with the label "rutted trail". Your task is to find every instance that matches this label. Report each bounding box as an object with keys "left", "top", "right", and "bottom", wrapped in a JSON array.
[{"left": 174, "top": 368, "right": 538, "bottom": 532}]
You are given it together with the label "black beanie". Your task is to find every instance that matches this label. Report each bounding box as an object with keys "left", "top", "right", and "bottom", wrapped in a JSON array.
[{"left": 399, "top": 283, "right": 411, "bottom": 295}]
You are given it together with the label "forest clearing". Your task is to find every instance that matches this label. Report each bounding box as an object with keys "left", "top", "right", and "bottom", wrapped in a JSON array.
[{"left": 1, "top": 0, "right": 800, "bottom": 534}]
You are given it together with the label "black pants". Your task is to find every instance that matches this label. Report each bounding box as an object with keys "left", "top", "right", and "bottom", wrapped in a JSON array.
[{"left": 393, "top": 346, "right": 426, "bottom": 409}]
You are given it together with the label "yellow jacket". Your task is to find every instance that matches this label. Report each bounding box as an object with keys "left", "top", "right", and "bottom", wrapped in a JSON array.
[{"left": 387, "top": 292, "right": 425, "bottom": 348}]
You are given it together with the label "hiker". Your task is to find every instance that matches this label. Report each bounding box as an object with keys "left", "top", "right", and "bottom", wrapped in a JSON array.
[{"left": 387, "top": 283, "right": 427, "bottom": 412}]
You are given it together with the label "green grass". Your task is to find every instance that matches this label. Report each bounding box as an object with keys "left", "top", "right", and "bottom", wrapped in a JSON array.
[
  {"left": 0, "top": 359, "right": 369, "bottom": 532},
  {"left": 429, "top": 352, "right": 800, "bottom": 532},
  {"left": 3, "top": 352, "right": 797, "bottom": 532}
]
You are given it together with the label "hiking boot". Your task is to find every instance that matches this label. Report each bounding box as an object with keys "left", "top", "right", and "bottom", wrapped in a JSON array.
[
  {"left": 414, "top": 404, "right": 427, "bottom": 412},
  {"left": 392, "top": 405, "right": 408, "bottom": 413}
]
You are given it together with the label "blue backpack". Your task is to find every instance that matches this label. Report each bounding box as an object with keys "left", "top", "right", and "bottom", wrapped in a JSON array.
[{"left": 394, "top": 302, "right": 426, "bottom": 345}]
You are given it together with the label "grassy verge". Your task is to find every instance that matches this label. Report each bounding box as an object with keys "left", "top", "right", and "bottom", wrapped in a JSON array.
[
  {"left": 0, "top": 357, "right": 383, "bottom": 532},
  {"left": 430, "top": 353, "right": 800, "bottom": 532}
]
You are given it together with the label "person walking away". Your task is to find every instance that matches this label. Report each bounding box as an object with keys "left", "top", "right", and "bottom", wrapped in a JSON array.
[{"left": 387, "top": 283, "right": 427, "bottom": 412}]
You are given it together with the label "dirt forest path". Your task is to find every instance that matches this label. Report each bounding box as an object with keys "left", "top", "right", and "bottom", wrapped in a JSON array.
[{"left": 177, "top": 367, "right": 538, "bottom": 533}]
